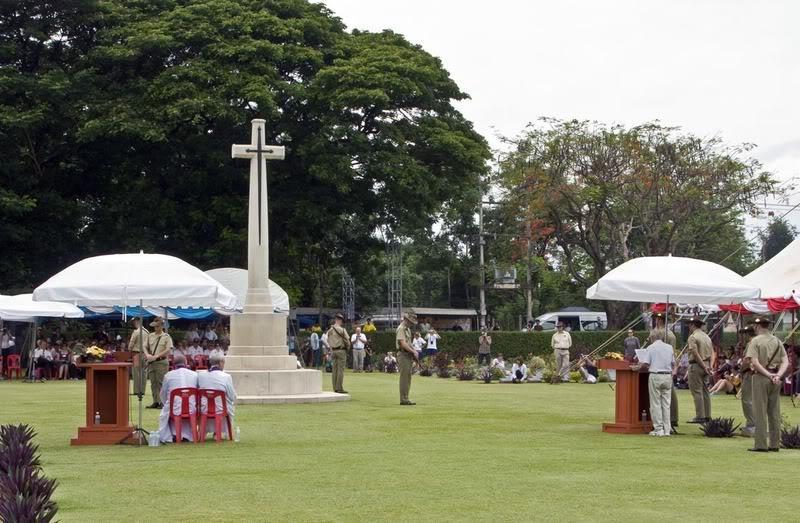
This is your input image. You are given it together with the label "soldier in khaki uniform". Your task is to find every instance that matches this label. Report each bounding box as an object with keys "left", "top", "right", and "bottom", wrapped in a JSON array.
[
  {"left": 648, "top": 313, "right": 679, "bottom": 432},
  {"left": 745, "top": 317, "right": 789, "bottom": 452},
  {"left": 396, "top": 312, "right": 420, "bottom": 405},
  {"left": 128, "top": 318, "right": 149, "bottom": 397},
  {"left": 145, "top": 317, "right": 173, "bottom": 409},
  {"left": 326, "top": 313, "right": 350, "bottom": 394},
  {"left": 686, "top": 316, "right": 713, "bottom": 423},
  {"left": 738, "top": 325, "right": 756, "bottom": 437}
]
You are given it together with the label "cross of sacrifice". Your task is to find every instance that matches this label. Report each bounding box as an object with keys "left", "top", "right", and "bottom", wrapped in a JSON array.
[{"left": 231, "top": 119, "right": 285, "bottom": 245}]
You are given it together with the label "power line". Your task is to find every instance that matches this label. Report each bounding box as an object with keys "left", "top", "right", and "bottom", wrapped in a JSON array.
[{"left": 718, "top": 199, "right": 800, "bottom": 264}]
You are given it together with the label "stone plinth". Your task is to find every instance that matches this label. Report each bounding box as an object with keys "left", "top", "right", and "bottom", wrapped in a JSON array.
[{"left": 228, "top": 311, "right": 349, "bottom": 404}]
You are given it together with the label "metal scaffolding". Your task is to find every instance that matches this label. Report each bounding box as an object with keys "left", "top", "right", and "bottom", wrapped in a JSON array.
[
  {"left": 386, "top": 243, "right": 403, "bottom": 328},
  {"left": 341, "top": 270, "right": 355, "bottom": 322}
]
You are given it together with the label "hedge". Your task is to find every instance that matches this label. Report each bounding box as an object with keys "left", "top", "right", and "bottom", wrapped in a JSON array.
[{"left": 350, "top": 331, "right": 654, "bottom": 361}]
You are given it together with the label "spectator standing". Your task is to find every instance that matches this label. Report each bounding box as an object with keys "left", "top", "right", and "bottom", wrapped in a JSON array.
[
  {"left": 425, "top": 328, "right": 440, "bottom": 360},
  {"left": 309, "top": 330, "right": 321, "bottom": 368},
  {"left": 351, "top": 327, "right": 367, "bottom": 372},
  {"left": 477, "top": 331, "right": 492, "bottom": 365},
  {"left": 203, "top": 324, "right": 218, "bottom": 342},
  {"left": 412, "top": 332, "right": 426, "bottom": 361},
  {"left": 1, "top": 327, "right": 15, "bottom": 359},
  {"left": 623, "top": 330, "right": 641, "bottom": 362},
  {"left": 551, "top": 322, "right": 572, "bottom": 382},
  {"left": 532, "top": 320, "right": 543, "bottom": 332},
  {"left": 363, "top": 318, "right": 377, "bottom": 335}
]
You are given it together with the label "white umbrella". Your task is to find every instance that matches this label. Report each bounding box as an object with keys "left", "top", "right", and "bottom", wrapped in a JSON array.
[
  {"left": 586, "top": 256, "right": 761, "bottom": 304},
  {"left": 0, "top": 293, "right": 84, "bottom": 322},
  {"left": 204, "top": 267, "right": 290, "bottom": 313},
  {"left": 33, "top": 253, "right": 237, "bottom": 309}
]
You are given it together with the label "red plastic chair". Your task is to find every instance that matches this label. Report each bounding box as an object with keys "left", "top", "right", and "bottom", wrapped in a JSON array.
[
  {"left": 6, "top": 355, "right": 22, "bottom": 380},
  {"left": 198, "top": 389, "right": 232, "bottom": 442},
  {"left": 168, "top": 387, "right": 198, "bottom": 444},
  {"left": 193, "top": 355, "right": 208, "bottom": 371}
]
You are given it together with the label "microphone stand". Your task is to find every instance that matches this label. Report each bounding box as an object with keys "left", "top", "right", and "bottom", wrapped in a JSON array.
[{"left": 122, "top": 304, "right": 149, "bottom": 445}]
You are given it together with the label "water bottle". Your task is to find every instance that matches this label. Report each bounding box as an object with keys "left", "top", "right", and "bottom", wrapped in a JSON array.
[
  {"left": 94, "top": 411, "right": 101, "bottom": 425},
  {"left": 234, "top": 426, "right": 241, "bottom": 443},
  {"left": 641, "top": 410, "right": 648, "bottom": 425}
]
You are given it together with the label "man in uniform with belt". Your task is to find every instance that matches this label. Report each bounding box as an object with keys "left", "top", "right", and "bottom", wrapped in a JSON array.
[
  {"left": 648, "top": 312, "right": 679, "bottom": 432},
  {"left": 396, "top": 312, "right": 420, "bottom": 405},
  {"left": 745, "top": 317, "right": 789, "bottom": 452},
  {"left": 128, "top": 317, "right": 149, "bottom": 397},
  {"left": 637, "top": 337, "right": 675, "bottom": 437},
  {"left": 738, "top": 325, "right": 756, "bottom": 437},
  {"left": 551, "top": 322, "right": 572, "bottom": 382},
  {"left": 145, "top": 317, "right": 173, "bottom": 409},
  {"left": 686, "top": 316, "right": 713, "bottom": 423},
  {"left": 326, "top": 313, "right": 350, "bottom": 394}
]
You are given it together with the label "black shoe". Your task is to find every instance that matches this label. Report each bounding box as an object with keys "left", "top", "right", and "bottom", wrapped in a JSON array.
[
  {"left": 145, "top": 403, "right": 159, "bottom": 409},
  {"left": 400, "top": 400, "right": 416, "bottom": 405},
  {"left": 747, "top": 448, "right": 768, "bottom": 452},
  {"left": 686, "top": 418, "right": 704, "bottom": 424},
  {"left": 334, "top": 390, "right": 348, "bottom": 394},
  {"left": 768, "top": 448, "right": 780, "bottom": 452}
]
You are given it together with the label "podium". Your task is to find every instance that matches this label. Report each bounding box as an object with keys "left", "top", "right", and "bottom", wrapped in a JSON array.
[
  {"left": 71, "top": 362, "right": 134, "bottom": 445},
  {"left": 597, "top": 359, "right": 653, "bottom": 434}
]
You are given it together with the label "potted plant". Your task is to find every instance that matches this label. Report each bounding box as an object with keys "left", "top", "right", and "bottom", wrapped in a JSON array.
[{"left": 529, "top": 356, "right": 546, "bottom": 382}]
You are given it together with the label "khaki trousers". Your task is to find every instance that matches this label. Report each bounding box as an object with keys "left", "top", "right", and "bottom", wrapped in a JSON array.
[
  {"left": 132, "top": 352, "right": 145, "bottom": 396},
  {"left": 688, "top": 363, "right": 710, "bottom": 419},
  {"left": 740, "top": 372, "right": 754, "bottom": 428},
  {"left": 554, "top": 349, "right": 570, "bottom": 380},
  {"left": 147, "top": 360, "right": 168, "bottom": 405},
  {"left": 648, "top": 374, "right": 672, "bottom": 434},
  {"left": 332, "top": 350, "right": 346, "bottom": 391},
  {"left": 752, "top": 374, "right": 781, "bottom": 450},
  {"left": 352, "top": 349, "right": 365, "bottom": 371},
  {"left": 398, "top": 351, "right": 413, "bottom": 402}
]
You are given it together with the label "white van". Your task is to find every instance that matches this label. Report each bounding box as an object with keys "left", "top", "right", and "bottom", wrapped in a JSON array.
[{"left": 534, "top": 308, "right": 607, "bottom": 332}]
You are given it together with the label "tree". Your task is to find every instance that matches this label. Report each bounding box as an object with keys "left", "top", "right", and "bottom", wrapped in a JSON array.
[
  {"left": 496, "top": 119, "right": 777, "bottom": 327},
  {"left": 760, "top": 218, "right": 796, "bottom": 262},
  {"left": 0, "top": 0, "right": 490, "bottom": 301}
]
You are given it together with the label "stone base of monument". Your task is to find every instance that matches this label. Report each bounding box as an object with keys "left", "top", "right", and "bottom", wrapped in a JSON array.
[{"left": 228, "top": 311, "right": 349, "bottom": 404}]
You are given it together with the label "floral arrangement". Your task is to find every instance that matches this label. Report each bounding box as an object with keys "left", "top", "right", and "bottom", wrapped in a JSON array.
[
  {"left": 84, "top": 345, "right": 108, "bottom": 362},
  {"left": 604, "top": 352, "right": 624, "bottom": 361}
]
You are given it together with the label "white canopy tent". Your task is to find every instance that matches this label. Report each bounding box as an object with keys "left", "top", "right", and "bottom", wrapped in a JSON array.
[
  {"left": 586, "top": 256, "right": 761, "bottom": 304},
  {"left": 0, "top": 293, "right": 84, "bottom": 322},
  {"left": 744, "top": 236, "right": 800, "bottom": 298},
  {"left": 204, "top": 268, "right": 290, "bottom": 313},
  {"left": 33, "top": 253, "right": 237, "bottom": 309}
]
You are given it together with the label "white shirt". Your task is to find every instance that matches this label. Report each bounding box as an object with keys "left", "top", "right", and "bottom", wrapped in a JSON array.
[
  {"left": 642, "top": 340, "right": 676, "bottom": 373},
  {"left": 412, "top": 337, "right": 426, "bottom": 352},
  {"left": 198, "top": 368, "right": 237, "bottom": 437},
  {"left": 203, "top": 329, "right": 218, "bottom": 341},
  {"left": 186, "top": 330, "right": 200, "bottom": 342},
  {"left": 157, "top": 367, "right": 199, "bottom": 442},
  {"left": 351, "top": 333, "right": 367, "bottom": 350},
  {"left": 34, "top": 348, "right": 53, "bottom": 360},
  {"left": 310, "top": 332, "right": 320, "bottom": 351},
  {"left": 551, "top": 331, "right": 572, "bottom": 349},
  {"left": 384, "top": 355, "right": 396, "bottom": 364},
  {"left": 511, "top": 363, "right": 528, "bottom": 381},
  {"left": 491, "top": 358, "right": 506, "bottom": 370},
  {"left": 320, "top": 333, "right": 330, "bottom": 351},
  {"left": 426, "top": 333, "right": 440, "bottom": 350},
  {"left": 0, "top": 333, "right": 13, "bottom": 349}
]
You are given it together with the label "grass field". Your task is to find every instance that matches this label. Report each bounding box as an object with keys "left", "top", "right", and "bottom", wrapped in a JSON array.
[{"left": 2, "top": 372, "right": 799, "bottom": 522}]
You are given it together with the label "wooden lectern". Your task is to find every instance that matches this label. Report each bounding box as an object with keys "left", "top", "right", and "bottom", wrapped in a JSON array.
[
  {"left": 596, "top": 359, "right": 653, "bottom": 434},
  {"left": 71, "top": 362, "right": 134, "bottom": 445}
]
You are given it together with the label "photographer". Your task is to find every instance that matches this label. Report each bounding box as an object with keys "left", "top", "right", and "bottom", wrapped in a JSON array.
[{"left": 477, "top": 331, "right": 492, "bottom": 365}]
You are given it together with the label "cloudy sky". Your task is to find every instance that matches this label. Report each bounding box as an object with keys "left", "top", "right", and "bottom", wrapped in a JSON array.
[{"left": 322, "top": 0, "right": 800, "bottom": 230}]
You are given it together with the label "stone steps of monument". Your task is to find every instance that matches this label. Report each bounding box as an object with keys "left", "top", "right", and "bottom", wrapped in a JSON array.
[
  {"left": 229, "top": 368, "right": 322, "bottom": 396},
  {"left": 224, "top": 355, "right": 297, "bottom": 371},
  {"left": 237, "top": 392, "right": 349, "bottom": 404}
]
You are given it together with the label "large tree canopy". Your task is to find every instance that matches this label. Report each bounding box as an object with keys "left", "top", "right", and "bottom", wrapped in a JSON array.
[
  {"left": 0, "top": 0, "right": 490, "bottom": 304},
  {"left": 496, "top": 119, "right": 777, "bottom": 326}
]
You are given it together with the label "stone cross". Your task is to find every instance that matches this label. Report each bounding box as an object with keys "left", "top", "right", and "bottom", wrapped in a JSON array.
[{"left": 232, "top": 119, "right": 285, "bottom": 310}]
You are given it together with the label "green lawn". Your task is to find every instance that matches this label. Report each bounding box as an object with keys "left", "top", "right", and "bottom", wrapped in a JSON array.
[{"left": 2, "top": 373, "right": 799, "bottom": 522}]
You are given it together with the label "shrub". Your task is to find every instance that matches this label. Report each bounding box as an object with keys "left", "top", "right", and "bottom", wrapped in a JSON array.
[
  {"left": 418, "top": 360, "right": 434, "bottom": 377},
  {"left": 569, "top": 371, "right": 582, "bottom": 383},
  {"left": 529, "top": 356, "right": 546, "bottom": 372},
  {"left": 456, "top": 365, "right": 476, "bottom": 381},
  {"left": 478, "top": 367, "right": 493, "bottom": 383},
  {"left": 490, "top": 366, "right": 506, "bottom": 381},
  {"left": 598, "top": 369, "right": 610, "bottom": 383},
  {"left": 0, "top": 424, "right": 58, "bottom": 522},
  {"left": 436, "top": 366, "right": 452, "bottom": 378},
  {"left": 700, "top": 417, "right": 740, "bottom": 438},
  {"left": 781, "top": 425, "right": 800, "bottom": 449}
]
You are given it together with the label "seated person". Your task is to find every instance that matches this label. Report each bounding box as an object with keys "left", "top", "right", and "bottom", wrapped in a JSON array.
[
  {"left": 157, "top": 354, "right": 199, "bottom": 443},
  {"left": 511, "top": 358, "right": 528, "bottom": 383},
  {"left": 197, "top": 353, "right": 236, "bottom": 439},
  {"left": 384, "top": 352, "right": 398, "bottom": 373},
  {"left": 709, "top": 371, "right": 741, "bottom": 395},
  {"left": 491, "top": 353, "right": 507, "bottom": 371},
  {"left": 578, "top": 354, "right": 598, "bottom": 384},
  {"left": 33, "top": 340, "right": 54, "bottom": 381}
]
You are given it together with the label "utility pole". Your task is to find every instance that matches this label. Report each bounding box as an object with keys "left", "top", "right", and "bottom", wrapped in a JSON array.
[{"left": 478, "top": 202, "right": 486, "bottom": 330}]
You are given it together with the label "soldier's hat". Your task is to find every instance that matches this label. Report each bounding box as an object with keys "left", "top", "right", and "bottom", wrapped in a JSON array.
[
  {"left": 334, "top": 313, "right": 345, "bottom": 321},
  {"left": 688, "top": 316, "right": 705, "bottom": 327},
  {"left": 149, "top": 317, "right": 164, "bottom": 327},
  {"left": 752, "top": 316, "right": 772, "bottom": 327},
  {"left": 403, "top": 312, "right": 418, "bottom": 325},
  {"left": 653, "top": 312, "right": 667, "bottom": 319}
]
